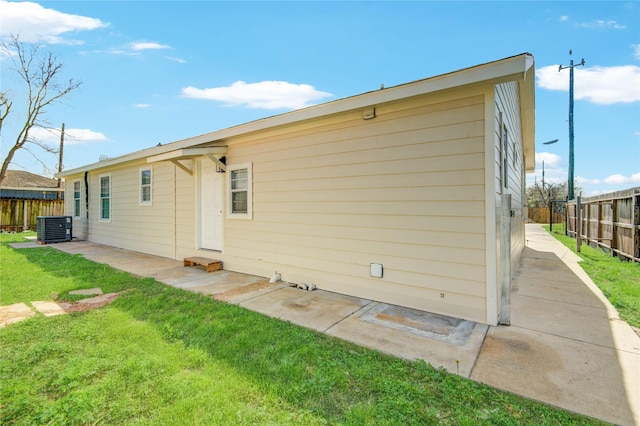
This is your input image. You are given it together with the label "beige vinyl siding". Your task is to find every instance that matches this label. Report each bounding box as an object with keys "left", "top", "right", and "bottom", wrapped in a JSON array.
[
  {"left": 490, "top": 81, "right": 526, "bottom": 326},
  {"left": 63, "top": 174, "right": 88, "bottom": 239},
  {"left": 220, "top": 91, "right": 488, "bottom": 323},
  {"left": 175, "top": 164, "right": 197, "bottom": 259},
  {"left": 495, "top": 81, "right": 525, "bottom": 270},
  {"left": 83, "top": 161, "right": 176, "bottom": 259}
]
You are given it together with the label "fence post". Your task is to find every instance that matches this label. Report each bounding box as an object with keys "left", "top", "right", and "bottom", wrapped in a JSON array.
[
  {"left": 22, "top": 200, "right": 28, "bottom": 232},
  {"left": 565, "top": 201, "right": 569, "bottom": 236},
  {"left": 576, "top": 195, "right": 582, "bottom": 252}
]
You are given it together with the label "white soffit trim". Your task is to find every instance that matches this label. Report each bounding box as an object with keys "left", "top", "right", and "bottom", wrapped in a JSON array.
[
  {"left": 146, "top": 147, "right": 227, "bottom": 163},
  {"left": 147, "top": 147, "right": 228, "bottom": 176}
]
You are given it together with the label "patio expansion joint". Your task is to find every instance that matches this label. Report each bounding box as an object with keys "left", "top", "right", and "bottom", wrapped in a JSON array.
[
  {"left": 513, "top": 292, "right": 612, "bottom": 313},
  {"left": 233, "top": 283, "right": 290, "bottom": 304},
  {"left": 507, "top": 323, "right": 639, "bottom": 355},
  {"left": 467, "top": 324, "right": 490, "bottom": 378},
  {"left": 322, "top": 300, "right": 374, "bottom": 333}
]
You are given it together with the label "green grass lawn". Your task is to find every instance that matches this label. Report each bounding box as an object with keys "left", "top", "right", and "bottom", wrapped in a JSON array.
[
  {"left": 544, "top": 226, "right": 640, "bottom": 329},
  {"left": 0, "top": 233, "right": 602, "bottom": 425}
]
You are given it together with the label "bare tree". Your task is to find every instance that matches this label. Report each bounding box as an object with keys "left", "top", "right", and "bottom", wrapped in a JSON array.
[
  {"left": 0, "top": 35, "right": 81, "bottom": 186},
  {"left": 0, "top": 93, "right": 11, "bottom": 132},
  {"left": 527, "top": 179, "right": 582, "bottom": 208}
]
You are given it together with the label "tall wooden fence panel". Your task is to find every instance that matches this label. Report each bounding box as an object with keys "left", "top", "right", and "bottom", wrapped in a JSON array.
[
  {"left": 528, "top": 207, "right": 564, "bottom": 224},
  {"left": 566, "top": 187, "right": 640, "bottom": 262},
  {"left": 0, "top": 199, "right": 65, "bottom": 232}
]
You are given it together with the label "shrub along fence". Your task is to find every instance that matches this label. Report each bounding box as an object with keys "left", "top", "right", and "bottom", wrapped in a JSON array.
[
  {"left": 566, "top": 187, "right": 640, "bottom": 262},
  {"left": 0, "top": 199, "right": 65, "bottom": 232}
]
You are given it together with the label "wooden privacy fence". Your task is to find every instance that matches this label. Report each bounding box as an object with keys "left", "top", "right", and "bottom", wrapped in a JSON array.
[
  {"left": 0, "top": 199, "right": 65, "bottom": 232},
  {"left": 566, "top": 187, "right": 640, "bottom": 262},
  {"left": 528, "top": 207, "right": 564, "bottom": 225}
]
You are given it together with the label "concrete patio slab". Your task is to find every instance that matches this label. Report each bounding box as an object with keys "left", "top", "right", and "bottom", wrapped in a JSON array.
[
  {"left": 327, "top": 302, "right": 488, "bottom": 377},
  {"left": 237, "top": 287, "right": 371, "bottom": 332},
  {"left": 167, "top": 274, "right": 225, "bottom": 289},
  {"left": 470, "top": 224, "right": 640, "bottom": 425},
  {"left": 0, "top": 303, "right": 36, "bottom": 327},
  {"left": 210, "top": 279, "right": 283, "bottom": 300},
  {"left": 510, "top": 294, "right": 618, "bottom": 347},
  {"left": 472, "top": 325, "right": 639, "bottom": 426},
  {"left": 8, "top": 241, "right": 44, "bottom": 249},
  {"left": 511, "top": 262, "right": 605, "bottom": 308}
]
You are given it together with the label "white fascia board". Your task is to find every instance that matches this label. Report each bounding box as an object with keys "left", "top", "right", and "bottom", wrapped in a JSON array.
[
  {"left": 57, "top": 53, "right": 534, "bottom": 178},
  {"left": 1, "top": 186, "right": 64, "bottom": 191},
  {"left": 520, "top": 63, "right": 536, "bottom": 172},
  {"left": 147, "top": 147, "right": 228, "bottom": 163}
]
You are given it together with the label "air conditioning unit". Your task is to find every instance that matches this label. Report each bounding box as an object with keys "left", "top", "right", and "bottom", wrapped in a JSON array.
[{"left": 37, "top": 216, "right": 73, "bottom": 244}]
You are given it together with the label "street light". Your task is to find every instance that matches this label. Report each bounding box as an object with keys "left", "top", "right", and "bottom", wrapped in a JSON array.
[
  {"left": 539, "top": 138, "right": 562, "bottom": 233},
  {"left": 559, "top": 50, "right": 585, "bottom": 201},
  {"left": 540, "top": 139, "right": 559, "bottom": 198}
]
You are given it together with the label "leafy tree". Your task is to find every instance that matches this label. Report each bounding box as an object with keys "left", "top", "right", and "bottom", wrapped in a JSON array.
[{"left": 0, "top": 35, "right": 81, "bottom": 186}]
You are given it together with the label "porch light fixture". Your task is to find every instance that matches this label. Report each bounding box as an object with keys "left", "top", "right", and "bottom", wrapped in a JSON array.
[{"left": 216, "top": 156, "right": 226, "bottom": 173}]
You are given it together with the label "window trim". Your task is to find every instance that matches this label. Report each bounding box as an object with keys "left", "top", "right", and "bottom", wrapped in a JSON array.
[
  {"left": 99, "top": 173, "right": 111, "bottom": 223},
  {"left": 227, "top": 162, "right": 252, "bottom": 219},
  {"left": 139, "top": 166, "right": 153, "bottom": 206},
  {"left": 72, "top": 179, "right": 81, "bottom": 219},
  {"left": 502, "top": 125, "right": 509, "bottom": 190}
]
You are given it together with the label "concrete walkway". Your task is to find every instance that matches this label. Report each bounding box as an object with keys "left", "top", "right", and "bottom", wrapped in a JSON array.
[
  {"left": 471, "top": 224, "right": 639, "bottom": 425},
  {"left": 6, "top": 224, "right": 639, "bottom": 425}
]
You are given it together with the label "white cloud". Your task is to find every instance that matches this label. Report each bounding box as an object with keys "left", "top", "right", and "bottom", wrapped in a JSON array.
[
  {"left": 576, "top": 176, "right": 601, "bottom": 185},
  {"left": 98, "top": 42, "right": 173, "bottom": 57},
  {"left": 134, "top": 103, "right": 150, "bottom": 108},
  {"left": 603, "top": 173, "right": 640, "bottom": 185},
  {"left": 166, "top": 56, "right": 186, "bottom": 64},
  {"left": 181, "top": 80, "right": 333, "bottom": 110},
  {"left": 633, "top": 44, "right": 640, "bottom": 60},
  {"left": 577, "top": 19, "right": 626, "bottom": 30},
  {"left": 0, "top": 0, "right": 107, "bottom": 44},
  {"left": 584, "top": 189, "right": 608, "bottom": 197},
  {"left": 527, "top": 152, "right": 566, "bottom": 186},
  {"left": 559, "top": 15, "right": 569, "bottom": 22},
  {"left": 537, "top": 64, "right": 640, "bottom": 104},
  {"left": 535, "top": 152, "right": 562, "bottom": 169},
  {"left": 28, "top": 127, "right": 108, "bottom": 145},
  {"left": 129, "top": 42, "right": 171, "bottom": 51}
]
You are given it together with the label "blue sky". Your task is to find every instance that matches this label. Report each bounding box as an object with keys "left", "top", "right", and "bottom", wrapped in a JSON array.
[{"left": 1, "top": 1, "right": 639, "bottom": 196}]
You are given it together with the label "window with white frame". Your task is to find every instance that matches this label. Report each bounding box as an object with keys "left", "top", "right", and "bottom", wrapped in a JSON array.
[
  {"left": 140, "top": 167, "right": 152, "bottom": 205},
  {"left": 100, "top": 174, "right": 111, "bottom": 221},
  {"left": 228, "top": 162, "right": 252, "bottom": 219},
  {"left": 73, "top": 180, "right": 81, "bottom": 218}
]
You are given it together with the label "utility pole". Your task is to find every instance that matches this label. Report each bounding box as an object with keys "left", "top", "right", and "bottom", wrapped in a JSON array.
[
  {"left": 57, "top": 123, "right": 65, "bottom": 198},
  {"left": 559, "top": 51, "right": 585, "bottom": 201}
]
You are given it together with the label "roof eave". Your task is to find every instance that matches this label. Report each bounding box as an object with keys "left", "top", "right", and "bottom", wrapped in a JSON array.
[
  {"left": 57, "top": 53, "right": 535, "bottom": 177},
  {"left": 520, "top": 57, "right": 536, "bottom": 173}
]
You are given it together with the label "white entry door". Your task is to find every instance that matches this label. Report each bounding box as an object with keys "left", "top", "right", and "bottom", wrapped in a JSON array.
[{"left": 199, "top": 158, "right": 223, "bottom": 250}]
